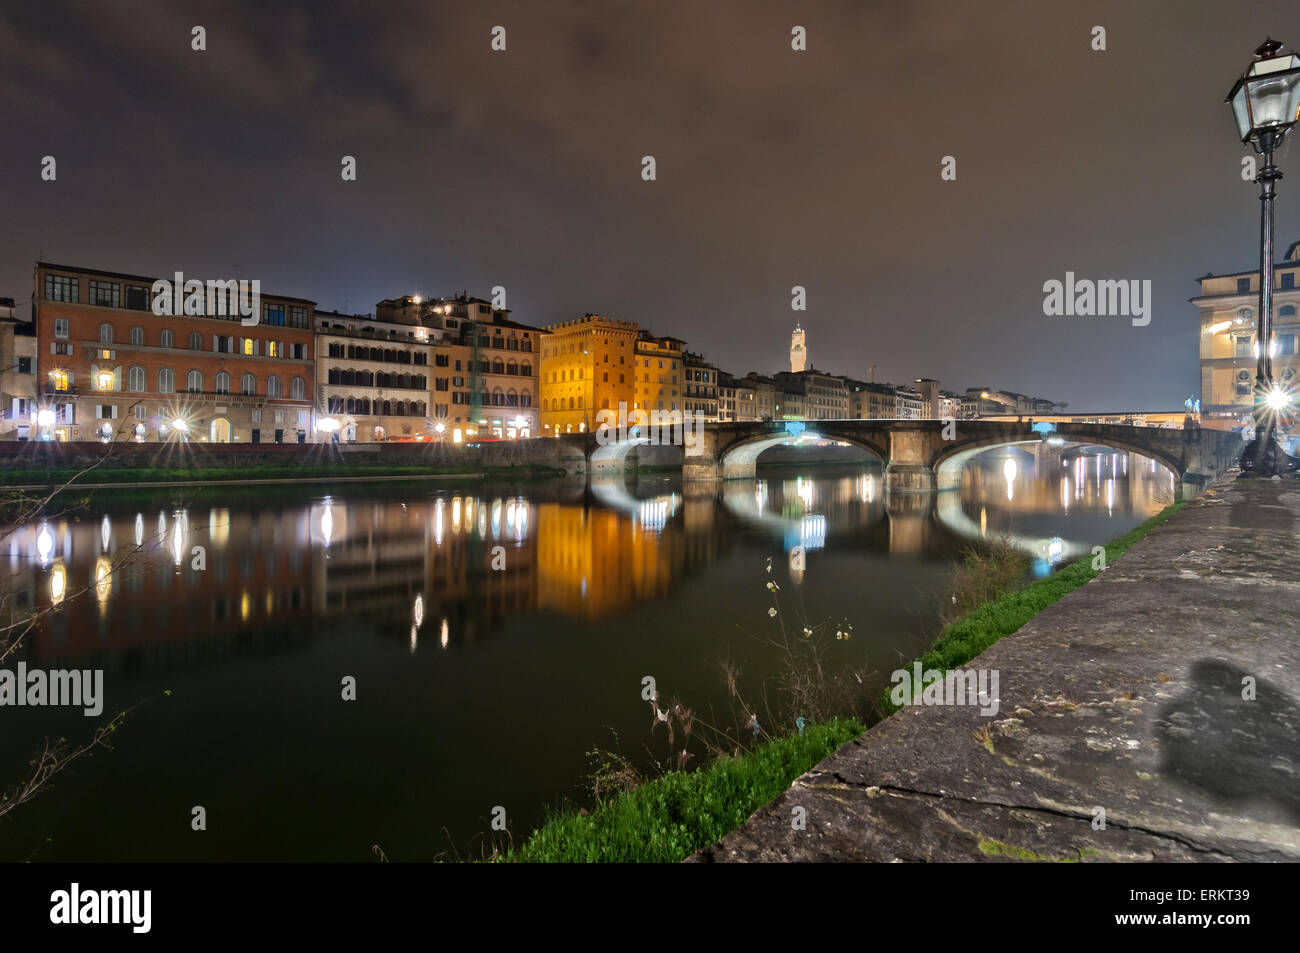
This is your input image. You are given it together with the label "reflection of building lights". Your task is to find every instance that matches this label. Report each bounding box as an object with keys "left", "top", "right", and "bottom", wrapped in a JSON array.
[
  {"left": 1061, "top": 476, "right": 1070, "bottom": 512},
  {"left": 172, "top": 519, "right": 184, "bottom": 565},
  {"left": 240, "top": 591, "right": 251, "bottom": 622},
  {"left": 799, "top": 514, "right": 826, "bottom": 549},
  {"left": 134, "top": 512, "right": 144, "bottom": 547},
  {"left": 491, "top": 499, "right": 502, "bottom": 537},
  {"left": 434, "top": 499, "right": 445, "bottom": 545},
  {"left": 320, "top": 506, "right": 333, "bottom": 547},
  {"left": 1106, "top": 478, "right": 1115, "bottom": 515},
  {"left": 100, "top": 515, "right": 111, "bottom": 552},
  {"left": 1047, "top": 537, "right": 1063, "bottom": 565},
  {"left": 440, "top": 618, "right": 449, "bottom": 650},
  {"left": 50, "top": 562, "right": 66, "bottom": 604},
  {"left": 451, "top": 497, "right": 462, "bottom": 532},
  {"left": 1002, "top": 457, "right": 1018, "bottom": 482},
  {"left": 477, "top": 507, "right": 487, "bottom": 537},
  {"left": 36, "top": 524, "right": 54, "bottom": 565},
  {"left": 413, "top": 594, "right": 425, "bottom": 629},
  {"left": 980, "top": 506, "right": 987, "bottom": 536}
]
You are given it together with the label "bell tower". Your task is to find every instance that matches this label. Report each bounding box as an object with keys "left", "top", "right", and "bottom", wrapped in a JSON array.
[{"left": 790, "top": 323, "right": 806, "bottom": 373}]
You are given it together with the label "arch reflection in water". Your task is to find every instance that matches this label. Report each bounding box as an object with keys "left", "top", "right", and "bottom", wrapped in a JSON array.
[{"left": 943, "top": 445, "right": 1177, "bottom": 574}]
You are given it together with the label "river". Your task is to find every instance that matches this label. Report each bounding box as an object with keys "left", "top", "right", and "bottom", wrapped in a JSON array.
[{"left": 0, "top": 444, "right": 1177, "bottom": 860}]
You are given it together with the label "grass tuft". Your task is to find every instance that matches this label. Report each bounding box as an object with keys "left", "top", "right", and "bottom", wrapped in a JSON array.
[{"left": 497, "top": 717, "right": 865, "bottom": 863}]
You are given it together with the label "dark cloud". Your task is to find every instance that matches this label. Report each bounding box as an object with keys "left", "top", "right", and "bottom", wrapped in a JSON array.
[{"left": 2, "top": 0, "right": 1299, "bottom": 408}]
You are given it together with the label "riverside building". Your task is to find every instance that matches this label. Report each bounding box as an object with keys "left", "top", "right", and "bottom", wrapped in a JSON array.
[{"left": 31, "top": 262, "right": 314, "bottom": 443}]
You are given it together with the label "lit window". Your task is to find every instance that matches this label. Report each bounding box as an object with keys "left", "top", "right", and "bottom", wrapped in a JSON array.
[{"left": 52, "top": 370, "right": 69, "bottom": 391}]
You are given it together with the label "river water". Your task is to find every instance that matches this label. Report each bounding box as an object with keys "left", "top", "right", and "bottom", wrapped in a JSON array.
[{"left": 0, "top": 446, "right": 1176, "bottom": 860}]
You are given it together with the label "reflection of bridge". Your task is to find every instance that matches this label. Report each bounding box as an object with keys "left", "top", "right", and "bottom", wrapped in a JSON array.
[{"left": 559, "top": 419, "right": 1242, "bottom": 494}]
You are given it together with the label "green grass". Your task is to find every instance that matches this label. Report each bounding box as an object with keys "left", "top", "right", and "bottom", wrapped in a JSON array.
[
  {"left": 0, "top": 463, "right": 564, "bottom": 486},
  {"left": 498, "top": 717, "right": 865, "bottom": 863},
  {"left": 880, "top": 501, "right": 1185, "bottom": 713}
]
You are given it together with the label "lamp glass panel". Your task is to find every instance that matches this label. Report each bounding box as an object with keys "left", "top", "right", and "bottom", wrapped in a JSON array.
[{"left": 1246, "top": 70, "right": 1300, "bottom": 128}]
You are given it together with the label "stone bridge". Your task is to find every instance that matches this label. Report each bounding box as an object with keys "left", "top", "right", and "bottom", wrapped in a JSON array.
[{"left": 557, "top": 419, "right": 1243, "bottom": 494}]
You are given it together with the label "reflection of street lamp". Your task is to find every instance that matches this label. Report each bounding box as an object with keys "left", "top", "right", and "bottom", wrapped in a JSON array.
[{"left": 1226, "top": 38, "right": 1300, "bottom": 475}]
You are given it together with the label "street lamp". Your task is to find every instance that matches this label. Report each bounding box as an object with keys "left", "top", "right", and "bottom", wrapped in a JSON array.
[{"left": 1226, "top": 38, "right": 1300, "bottom": 475}]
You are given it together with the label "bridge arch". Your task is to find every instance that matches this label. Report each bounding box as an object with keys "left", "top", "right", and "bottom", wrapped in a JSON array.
[
  {"left": 717, "top": 429, "right": 887, "bottom": 480},
  {"left": 932, "top": 434, "right": 1183, "bottom": 490}
]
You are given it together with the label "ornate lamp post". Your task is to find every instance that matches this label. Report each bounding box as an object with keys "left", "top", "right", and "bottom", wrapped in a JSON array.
[{"left": 1226, "top": 39, "right": 1300, "bottom": 475}]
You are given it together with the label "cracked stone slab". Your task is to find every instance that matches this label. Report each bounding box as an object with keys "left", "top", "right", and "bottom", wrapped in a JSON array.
[{"left": 690, "top": 473, "right": 1300, "bottom": 863}]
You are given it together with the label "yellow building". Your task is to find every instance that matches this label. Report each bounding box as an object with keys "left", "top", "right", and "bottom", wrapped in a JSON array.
[
  {"left": 633, "top": 333, "right": 684, "bottom": 414},
  {"left": 1192, "top": 241, "right": 1300, "bottom": 428},
  {"left": 539, "top": 314, "right": 639, "bottom": 434}
]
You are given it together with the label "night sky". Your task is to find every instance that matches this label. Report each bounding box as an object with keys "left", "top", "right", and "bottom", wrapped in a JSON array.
[{"left": 4, "top": 0, "right": 1300, "bottom": 410}]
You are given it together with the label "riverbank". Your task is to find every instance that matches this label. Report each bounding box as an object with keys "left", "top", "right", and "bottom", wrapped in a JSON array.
[
  {"left": 0, "top": 463, "right": 565, "bottom": 491},
  {"left": 494, "top": 497, "right": 1188, "bottom": 863},
  {"left": 692, "top": 472, "right": 1300, "bottom": 861}
]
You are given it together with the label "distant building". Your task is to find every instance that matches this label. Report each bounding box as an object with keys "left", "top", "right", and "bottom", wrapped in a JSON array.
[
  {"left": 717, "top": 371, "right": 757, "bottom": 421},
  {"left": 0, "top": 297, "right": 37, "bottom": 439},
  {"left": 961, "top": 387, "right": 1056, "bottom": 418},
  {"left": 740, "top": 372, "right": 778, "bottom": 421},
  {"left": 774, "top": 369, "right": 848, "bottom": 420},
  {"left": 842, "top": 377, "right": 896, "bottom": 419},
  {"left": 31, "top": 262, "right": 314, "bottom": 443},
  {"left": 913, "top": 378, "right": 942, "bottom": 419},
  {"left": 1192, "top": 240, "right": 1300, "bottom": 428},
  {"left": 633, "top": 333, "right": 685, "bottom": 415},
  {"left": 437, "top": 294, "right": 541, "bottom": 439},
  {"left": 540, "top": 314, "right": 638, "bottom": 434},
  {"left": 894, "top": 384, "right": 923, "bottom": 419},
  {"left": 314, "top": 309, "right": 432, "bottom": 443},
  {"left": 683, "top": 351, "right": 720, "bottom": 421},
  {"left": 790, "top": 323, "right": 807, "bottom": 373}
]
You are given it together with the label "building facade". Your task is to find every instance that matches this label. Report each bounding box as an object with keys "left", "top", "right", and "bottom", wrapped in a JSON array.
[
  {"left": 682, "top": 351, "right": 720, "bottom": 421},
  {"left": 632, "top": 333, "right": 684, "bottom": 415},
  {"left": 32, "top": 263, "right": 314, "bottom": 443},
  {"left": 540, "top": 314, "right": 638, "bottom": 434},
  {"left": 435, "top": 295, "right": 541, "bottom": 440},
  {"left": 1192, "top": 241, "right": 1300, "bottom": 428},
  {"left": 774, "top": 370, "right": 848, "bottom": 419},
  {"left": 1, "top": 297, "right": 37, "bottom": 439},
  {"left": 741, "top": 373, "right": 778, "bottom": 421},
  {"left": 315, "top": 309, "right": 433, "bottom": 443}
]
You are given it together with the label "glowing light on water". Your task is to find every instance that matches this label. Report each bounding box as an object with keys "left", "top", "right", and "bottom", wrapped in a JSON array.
[
  {"left": 134, "top": 513, "right": 144, "bottom": 547},
  {"left": 320, "top": 505, "right": 333, "bottom": 548},
  {"left": 100, "top": 515, "right": 111, "bottom": 552},
  {"left": 980, "top": 506, "right": 987, "bottom": 536},
  {"left": 452, "top": 497, "right": 462, "bottom": 532},
  {"left": 1106, "top": 478, "right": 1114, "bottom": 516},
  {"left": 434, "top": 499, "right": 445, "bottom": 546},
  {"left": 1061, "top": 476, "right": 1070, "bottom": 512},
  {"left": 50, "top": 562, "right": 66, "bottom": 604},
  {"left": 36, "top": 524, "right": 54, "bottom": 565},
  {"left": 172, "top": 519, "right": 184, "bottom": 565},
  {"left": 440, "top": 617, "right": 449, "bottom": 650},
  {"left": 94, "top": 556, "right": 111, "bottom": 607}
]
